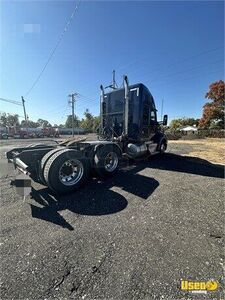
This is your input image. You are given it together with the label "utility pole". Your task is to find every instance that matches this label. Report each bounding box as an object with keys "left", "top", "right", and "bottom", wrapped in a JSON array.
[
  {"left": 68, "top": 93, "right": 78, "bottom": 137},
  {"left": 21, "top": 96, "right": 28, "bottom": 134}
]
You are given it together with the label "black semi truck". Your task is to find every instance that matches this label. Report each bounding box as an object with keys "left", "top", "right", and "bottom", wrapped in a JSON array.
[{"left": 6, "top": 76, "right": 168, "bottom": 194}]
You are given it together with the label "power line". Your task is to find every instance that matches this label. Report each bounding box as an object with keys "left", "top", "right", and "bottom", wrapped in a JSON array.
[
  {"left": 26, "top": 66, "right": 221, "bottom": 122},
  {"left": 39, "top": 103, "right": 70, "bottom": 116},
  {"left": 76, "top": 61, "right": 222, "bottom": 109},
  {"left": 12, "top": 56, "right": 221, "bottom": 118},
  {"left": 116, "top": 45, "right": 223, "bottom": 78},
  {"left": 115, "top": 46, "right": 223, "bottom": 86},
  {"left": 0, "top": 97, "right": 22, "bottom": 106},
  {"left": 144, "top": 59, "right": 223, "bottom": 85},
  {"left": 78, "top": 49, "right": 223, "bottom": 108},
  {"left": 76, "top": 95, "right": 97, "bottom": 106},
  {"left": 152, "top": 68, "right": 223, "bottom": 91},
  {"left": 25, "top": 0, "right": 81, "bottom": 97}
]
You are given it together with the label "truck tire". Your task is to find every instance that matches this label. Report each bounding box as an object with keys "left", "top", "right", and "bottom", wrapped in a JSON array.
[
  {"left": 43, "top": 149, "right": 90, "bottom": 194},
  {"left": 39, "top": 148, "right": 64, "bottom": 185},
  {"left": 94, "top": 145, "right": 121, "bottom": 178}
]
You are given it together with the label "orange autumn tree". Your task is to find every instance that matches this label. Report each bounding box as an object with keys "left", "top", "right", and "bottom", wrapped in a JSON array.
[{"left": 199, "top": 80, "right": 225, "bottom": 129}]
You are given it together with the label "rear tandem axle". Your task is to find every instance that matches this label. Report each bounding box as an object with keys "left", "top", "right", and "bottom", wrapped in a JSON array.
[{"left": 6, "top": 136, "right": 166, "bottom": 194}]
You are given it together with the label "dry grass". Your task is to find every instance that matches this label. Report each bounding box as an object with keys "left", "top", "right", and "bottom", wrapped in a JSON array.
[{"left": 169, "top": 138, "right": 225, "bottom": 165}]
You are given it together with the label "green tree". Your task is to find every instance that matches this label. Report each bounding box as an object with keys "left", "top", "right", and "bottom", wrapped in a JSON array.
[
  {"left": 9, "top": 114, "right": 20, "bottom": 127},
  {"left": 0, "top": 112, "right": 7, "bottom": 126},
  {"left": 80, "top": 109, "right": 95, "bottom": 132},
  {"left": 65, "top": 115, "right": 80, "bottom": 128},
  {"left": 93, "top": 116, "right": 100, "bottom": 131},
  {"left": 182, "top": 118, "right": 199, "bottom": 127},
  {"left": 170, "top": 118, "right": 183, "bottom": 130},
  {"left": 170, "top": 117, "right": 199, "bottom": 130},
  {"left": 21, "top": 119, "right": 39, "bottom": 128},
  {"left": 37, "top": 118, "right": 52, "bottom": 128},
  {"left": 0, "top": 113, "right": 20, "bottom": 127}
]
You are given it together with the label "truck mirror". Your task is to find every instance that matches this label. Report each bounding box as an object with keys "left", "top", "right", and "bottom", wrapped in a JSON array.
[{"left": 163, "top": 114, "right": 168, "bottom": 126}]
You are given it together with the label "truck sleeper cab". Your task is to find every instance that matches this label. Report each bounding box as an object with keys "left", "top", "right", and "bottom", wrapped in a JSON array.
[{"left": 101, "top": 83, "right": 157, "bottom": 140}]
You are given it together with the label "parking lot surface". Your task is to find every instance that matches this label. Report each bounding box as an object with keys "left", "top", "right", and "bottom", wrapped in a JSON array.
[{"left": 0, "top": 139, "right": 224, "bottom": 299}]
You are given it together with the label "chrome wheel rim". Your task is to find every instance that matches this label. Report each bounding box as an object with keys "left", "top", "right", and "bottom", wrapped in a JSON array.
[
  {"left": 59, "top": 159, "right": 84, "bottom": 186},
  {"left": 104, "top": 152, "right": 118, "bottom": 172}
]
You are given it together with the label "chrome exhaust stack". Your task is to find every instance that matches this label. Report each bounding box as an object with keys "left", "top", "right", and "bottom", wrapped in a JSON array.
[
  {"left": 123, "top": 75, "right": 129, "bottom": 136},
  {"left": 100, "top": 84, "right": 105, "bottom": 130}
]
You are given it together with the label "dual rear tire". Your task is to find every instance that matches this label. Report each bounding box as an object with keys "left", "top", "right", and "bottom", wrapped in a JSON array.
[
  {"left": 94, "top": 145, "right": 121, "bottom": 178},
  {"left": 39, "top": 145, "right": 121, "bottom": 194},
  {"left": 40, "top": 149, "right": 90, "bottom": 194}
]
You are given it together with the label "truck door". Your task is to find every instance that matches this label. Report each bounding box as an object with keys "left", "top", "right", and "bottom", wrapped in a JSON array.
[
  {"left": 149, "top": 109, "right": 158, "bottom": 138},
  {"left": 129, "top": 87, "right": 140, "bottom": 139},
  {"left": 142, "top": 100, "right": 150, "bottom": 138},
  {"left": 142, "top": 97, "right": 157, "bottom": 139}
]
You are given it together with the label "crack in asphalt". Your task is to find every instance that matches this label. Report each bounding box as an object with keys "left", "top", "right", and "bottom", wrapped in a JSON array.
[
  {"left": 54, "top": 269, "right": 71, "bottom": 290},
  {"left": 42, "top": 244, "right": 114, "bottom": 299},
  {"left": 69, "top": 244, "right": 114, "bottom": 298},
  {"left": 1, "top": 140, "right": 224, "bottom": 300},
  {"left": 210, "top": 233, "right": 222, "bottom": 239},
  {"left": 53, "top": 261, "right": 71, "bottom": 290},
  {"left": 43, "top": 261, "right": 71, "bottom": 297}
]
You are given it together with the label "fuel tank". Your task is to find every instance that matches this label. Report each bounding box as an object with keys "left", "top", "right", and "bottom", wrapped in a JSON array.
[{"left": 125, "top": 143, "right": 148, "bottom": 158}]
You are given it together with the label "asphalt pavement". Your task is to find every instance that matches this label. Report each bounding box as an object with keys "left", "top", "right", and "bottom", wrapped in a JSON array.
[{"left": 0, "top": 139, "right": 224, "bottom": 300}]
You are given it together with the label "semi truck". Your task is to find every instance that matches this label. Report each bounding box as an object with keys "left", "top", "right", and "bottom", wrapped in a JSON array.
[{"left": 6, "top": 76, "right": 168, "bottom": 194}]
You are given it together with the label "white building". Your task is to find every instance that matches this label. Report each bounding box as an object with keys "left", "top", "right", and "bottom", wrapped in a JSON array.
[{"left": 180, "top": 125, "right": 198, "bottom": 134}]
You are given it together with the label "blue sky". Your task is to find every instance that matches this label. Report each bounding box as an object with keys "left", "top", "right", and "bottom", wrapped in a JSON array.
[{"left": 1, "top": 0, "right": 224, "bottom": 125}]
